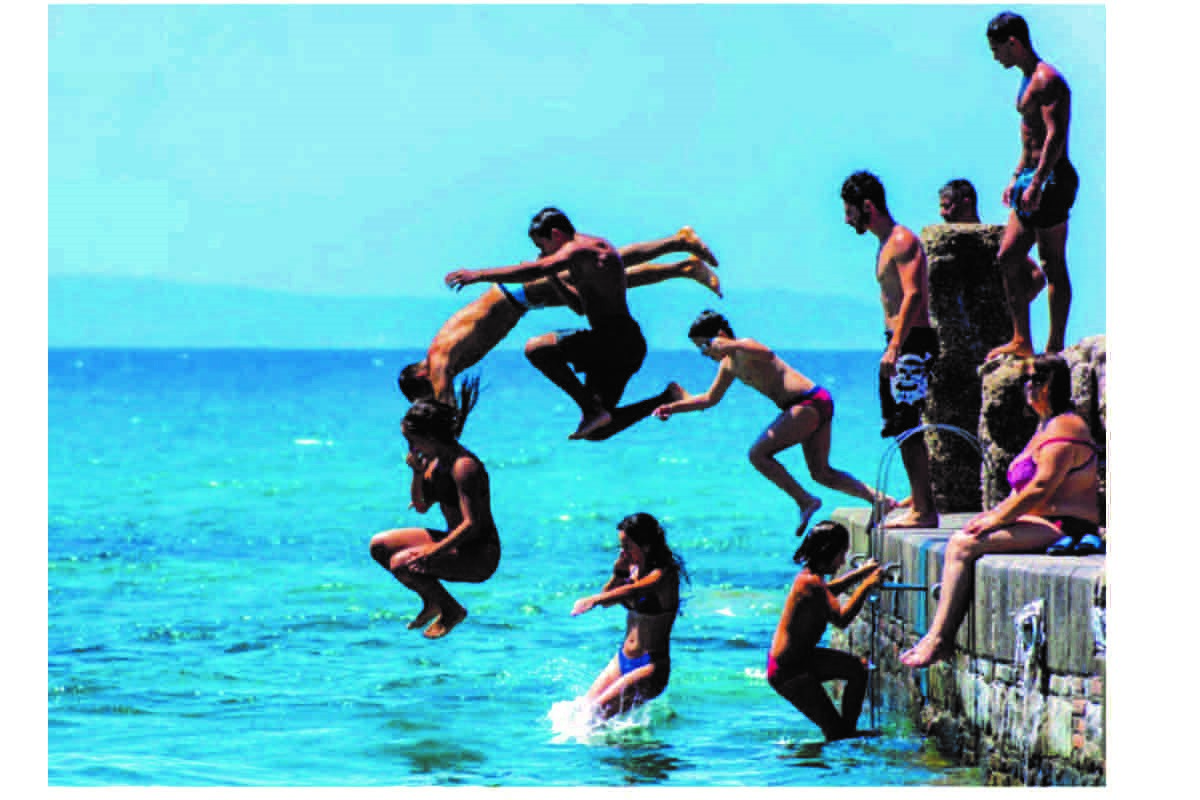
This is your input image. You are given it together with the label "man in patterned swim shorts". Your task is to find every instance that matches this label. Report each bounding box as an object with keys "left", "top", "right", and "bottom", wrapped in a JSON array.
[{"left": 842, "top": 170, "right": 939, "bottom": 529}]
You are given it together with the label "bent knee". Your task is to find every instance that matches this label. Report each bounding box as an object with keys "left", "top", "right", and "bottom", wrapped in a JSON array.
[
  {"left": 523, "top": 336, "right": 559, "bottom": 363},
  {"left": 808, "top": 466, "right": 838, "bottom": 486},
  {"left": 947, "top": 531, "right": 983, "bottom": 560},
  {"left": 368, "top": 536, "right": 392, "bottom": 565},
  {"left": 748, "top": 444, "right": 775, "bottom": 467}
]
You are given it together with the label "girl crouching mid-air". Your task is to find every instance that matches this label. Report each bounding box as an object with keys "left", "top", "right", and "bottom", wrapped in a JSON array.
[
  {"left": 571, "top": 513, "right": 689, "bottom": 720},
  {"left": 368, "top": 398, "right": 500, "bottom": 640}
]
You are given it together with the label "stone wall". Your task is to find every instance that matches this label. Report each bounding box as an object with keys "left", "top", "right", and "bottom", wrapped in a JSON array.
[
  {"left": 920, "top": 223, "right": 1009, "bottom": 512},
  {"left": 830, "top": 509, "right": 1106, "bottom": 786},
  {"left": 822, "top": 223, "right": 1107, "bottom": 785}
]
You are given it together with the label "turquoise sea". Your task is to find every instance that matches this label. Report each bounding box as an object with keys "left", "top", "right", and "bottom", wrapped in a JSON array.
[{"left": 48, "top": 348, "right": 981, "bottom": 787}]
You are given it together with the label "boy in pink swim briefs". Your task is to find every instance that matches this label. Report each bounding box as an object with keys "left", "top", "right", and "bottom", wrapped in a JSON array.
[{"left": 653, "top": 310, "right": 895, "bottom": 539}]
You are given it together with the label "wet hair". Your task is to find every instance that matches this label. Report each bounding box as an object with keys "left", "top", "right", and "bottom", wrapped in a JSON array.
[
  {"left": 401, "top": 398, "right": 460, "bottom": 444},
  {"left": 397, "top": 365, "right": 480, "bottom": 438},
  {"left": 688, "top": 309, "right": 733, "bottom": 341},
  {"left": 528, "top": 207, "right": 575, "bottom": 240},
  {"left": 1028, "top": 354, "right": 1074, "bottom": 416},
  {"left": 939, "top": 179, "right": 978, "bottom": 216},
  {"left": 792, "top": 520, "right": 850, "bottom": 573},
  {"left": 398, "top": 362, "right": 434, "bottom": 402},
  {"left": 987, "top": 11, "right": 1031, "bottom": 48},
  {"left": 618, "top": 512, "right": 690, "bottom": 584},
  {"left": 841, "top": 170, "right": 888, "bottom": 214}
]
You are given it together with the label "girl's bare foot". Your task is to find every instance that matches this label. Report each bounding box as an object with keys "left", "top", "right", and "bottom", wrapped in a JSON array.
[
  {"left": 423, "top": 606, "right": 468, "bottom": 640},
  {"left": 882, "top": 508, "right": 939, "bottom": 529},
  {"left": 677, "top": 257, "right": 722, "bottom": 297},
  {"left": 796, "top": 497, "right": 823, "bottom": 537},
  {"left": 569, "top": 409, "right": 613, "bottom": 440},
  {"left": 406, "top": 606, "right": 441, "bottom": 630},
  {"left": 677, "top": 226, "right": 718, "bottom": 267},
  {"left": 986, "top": 339, "right": 1035, "bottom": 362},
  {"left": 665, "top": 381, "right": 688, "bottom": 404},
  {"left": 900, "top": 635, "right": 953, "bottom": 668}
]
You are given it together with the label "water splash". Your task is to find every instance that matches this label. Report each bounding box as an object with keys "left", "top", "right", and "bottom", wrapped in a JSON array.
[
  {"left": 1011, "top": 599, "right": 1045, "bottom": 785},
  {"left": 1090, "top": 607, "right": 1106, "bottom": 656},
  {"left": 547, "top": 696, "right": 664, "bottom": 744}
]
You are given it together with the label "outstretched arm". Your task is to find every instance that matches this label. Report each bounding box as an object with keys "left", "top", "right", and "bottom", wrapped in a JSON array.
[
  {"left": 572, "top": 566, "right": 665, "bottom": 616},
  {"left": 827, "top": 559, "right": 880, "bottom": 595},
  {"left": 445, "top": 242, "right": 582, "bottom": 290},
  {"left": 654, "top": 359, "right": 736, "bottom": 419},
  {"left": 828, "top": 567, "right": 883, "bottom": 628}
]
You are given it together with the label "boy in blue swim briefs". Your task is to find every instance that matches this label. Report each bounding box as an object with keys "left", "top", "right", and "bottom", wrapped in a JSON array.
[
  {"left": 445, "top": 211, "right": 716, "bottom": 441},
  {"left": 400, "top": 226, "right": 719, "bottom": 412}
]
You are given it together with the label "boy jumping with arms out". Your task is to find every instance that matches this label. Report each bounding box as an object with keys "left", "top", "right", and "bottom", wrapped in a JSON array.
[
  {"left": 768, "top": 520, "right": 883, "bottom": 741},
  {"left": 653, "top": 311, "right": 895, "bottom": 537}
]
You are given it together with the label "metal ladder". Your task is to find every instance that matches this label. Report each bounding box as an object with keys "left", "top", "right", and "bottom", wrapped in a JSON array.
[{"left": 857, "top": 423, "right": 988, "bottom": 730}]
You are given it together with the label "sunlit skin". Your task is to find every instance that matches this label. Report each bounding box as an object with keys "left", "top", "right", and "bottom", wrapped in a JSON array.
[
  {"left": 900, "top": 362, "right": 1099, "bottom": 668},
  {"left": 415, "top": 231, "right": 720, "bottom": 405},
  {"left": 769, "top": 542, "right": 882, "bottom": 740},
  {"left": 986, "top": 23, "right": 1075, "bottom": 360},
  {"left": 937, "top": 186, "right": 1046, "bottom": 307},
  {"left": 652, "top": 327, "right": 896, "bottom": 535},
  {"left": 843, "top": 194, "right": 937, "bottom": 529},
  {"left": 570, "top": 529, "right": 680, "bottom": 720},
  {"left": 367, "top": 420, "right": 499, "bottom": 640},
  {"left": 444, "top": 219, "right": 670, "bottom": 440}
]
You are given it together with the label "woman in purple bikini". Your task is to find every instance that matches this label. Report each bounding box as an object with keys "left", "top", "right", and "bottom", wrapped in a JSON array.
[
  {"left": 900, "top": 353, "right": 1101, "bottom": 668},
  {"left": 571, "top": 512, "right": 688, "bottom": 720}
]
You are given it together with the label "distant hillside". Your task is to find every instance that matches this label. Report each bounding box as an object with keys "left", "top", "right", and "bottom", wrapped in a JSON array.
[{"left": 49, "top": 275, "right": 882, "bottom": 350}]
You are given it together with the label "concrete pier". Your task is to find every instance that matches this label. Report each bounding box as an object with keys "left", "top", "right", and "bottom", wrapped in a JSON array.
[
  {"left": 829, "top": 508, "right": 1106, "bottom": 786},
  {"left": 817, "top": 225, "right": 1106, "bottom": 785}
]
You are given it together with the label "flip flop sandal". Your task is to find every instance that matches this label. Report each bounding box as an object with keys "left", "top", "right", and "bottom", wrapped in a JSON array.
[
  {"left": 1046, "top": 533, "right": 1076, "bottom": 556},
  {"left": 1071, "top": 533, "right": 1105, "bottom": 556}
]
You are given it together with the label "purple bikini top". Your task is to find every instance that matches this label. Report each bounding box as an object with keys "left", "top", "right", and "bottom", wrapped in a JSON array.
[
  {"left": 1006, "top": 437, "right": 1099, "bottom": 493},
  {"left": 1006, "top": 455, "right": 1038, "bottom": 493}
]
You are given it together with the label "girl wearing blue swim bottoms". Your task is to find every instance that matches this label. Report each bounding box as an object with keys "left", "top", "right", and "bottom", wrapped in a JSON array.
[{"left": 570, "top": 513, "right": 688, "bottom": 720}]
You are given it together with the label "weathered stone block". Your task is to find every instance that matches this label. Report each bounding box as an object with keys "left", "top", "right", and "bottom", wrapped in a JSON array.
[
  {"left": 1044, "top": 696, "right": 1075, "bottom": 758},
  {"left": 920, "top": 224, "right": 1010, "bottom": 512}
]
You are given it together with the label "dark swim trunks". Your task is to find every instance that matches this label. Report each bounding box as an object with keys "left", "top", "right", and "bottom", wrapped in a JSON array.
[
  {"left": 1013, "top": 158, "right": 1079, "bottom": 229},
  {"left": 779, "top": 385, "right": 834, "bottom": 430},
  {"left": 555, "top": 315, "right": 647, "bottom": 408},
  {"left": 879, "top": 327, "right": 938, "bottom": 439}
]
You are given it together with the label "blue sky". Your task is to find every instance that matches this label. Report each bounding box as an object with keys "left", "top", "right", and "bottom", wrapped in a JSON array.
[{"left": 47, "top": 2, "right": 1106, "bottom": 345}]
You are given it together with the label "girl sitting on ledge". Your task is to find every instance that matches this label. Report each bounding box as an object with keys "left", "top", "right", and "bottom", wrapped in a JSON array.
[{"left": 901, "top": 354, "right": 1102, "bottom": 668}]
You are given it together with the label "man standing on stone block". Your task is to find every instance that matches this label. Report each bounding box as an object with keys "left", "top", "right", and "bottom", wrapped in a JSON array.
[
  {"left": 986, "top": 10, "right": 1077, "bottom": 360},
  {"left": 938, "top": 176, "right": 1045, "bottom": 295},
  {"left": 842, "top": 170, "right": 939, "bottom": 529}
]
